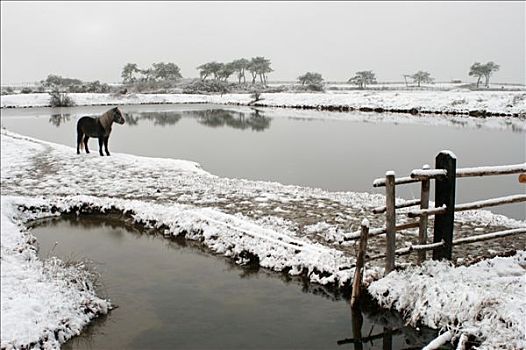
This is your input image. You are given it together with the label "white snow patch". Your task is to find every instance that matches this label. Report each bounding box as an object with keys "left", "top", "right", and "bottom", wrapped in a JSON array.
[
  {"left": 368, "top": 252, "right": 526, "bottom": 349},
  {"left": 1, "top": 198, "right": 111, "bottom": 349},
  {"left": 2, "top": 90, "right": 525, "bottom": 115},
  {"left": 1, "top": 124, "right": 525, "bottom": 349}
]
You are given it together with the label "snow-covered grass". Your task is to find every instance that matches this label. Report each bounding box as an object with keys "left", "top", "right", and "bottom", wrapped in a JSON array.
[
  {"left": 1, "top": 127, "right": 525, "bottom": 349},
  {"left": 323, "top": 81, "right": 526, "bottom": 91},
  {"left": 6, "top": 194, "right": 367, "bottom": 286},
  {"left": 267, "top": 81, "right": 526, "bottom": 91},
  {"left": 368, "top": 252, "right": 526, "bottom": 349},
  {"left": 1, "top": 197, "right": 111, "bottom": 349},
  {"left": 1, "top": 90, "right": 525, "bottom": 115}
]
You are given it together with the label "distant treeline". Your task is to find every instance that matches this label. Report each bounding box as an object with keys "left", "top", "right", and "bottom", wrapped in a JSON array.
[{"left": 0, "top": 59, "right": 503, "bottom": 96}]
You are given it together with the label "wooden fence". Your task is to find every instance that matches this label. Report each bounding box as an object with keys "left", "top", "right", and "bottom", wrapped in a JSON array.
[{"left": 350, "top": 151, "right": 525, "bottom": 308}]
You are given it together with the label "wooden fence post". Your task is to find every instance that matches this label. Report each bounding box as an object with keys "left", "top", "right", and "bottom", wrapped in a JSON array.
[
  {"left": 433, "top": 151, "right": 457, "bottom": 260},
  {"left": 351, "top": 219, "right": 369, "bottom": 309},
  {"left": 385, "top": 171, "right": 396, "bottom": 274},
  {"left": 351, "top": 308, "right": 364, "bottom": 350},
  {"left": 383, "top": 327, "right": 393, "bottom": 350},
  {"left": 418, "top": 164, "right": 431, "bottom": 264}
]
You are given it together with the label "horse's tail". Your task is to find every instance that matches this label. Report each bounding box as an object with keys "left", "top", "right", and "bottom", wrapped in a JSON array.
[{"left": 77, "top": 120, "right": 84, "bottom": 150}]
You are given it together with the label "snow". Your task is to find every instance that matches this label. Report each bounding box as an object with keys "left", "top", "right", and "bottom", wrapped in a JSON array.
[
  {"left": 320, "top": 81, "right": 526, "bottom": 92},
  {"left": 1, "top": 198, "right": 111, "bottom": 349},
  {"left": 1, "top": 90, "right": 525, "bottom": 115},
  {"left": 456, "top": 163, "right": 526, "bottom": 176},
  {"left": 422, "top": 330, "right": 452, "bottom": 350},
  {"left": 368, "top": 252, "right": 526, "bottom": 349},
  {"left": 1, "top": 125, "right": 525, "bottom": 348},
  {"left": 439, "top": 149, "right": 457, "bottom": 159}
]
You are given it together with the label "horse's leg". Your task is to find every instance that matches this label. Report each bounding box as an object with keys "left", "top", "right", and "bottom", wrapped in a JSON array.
[
  {"left": 98, "top": 137, "right": 104, "bottom": 156},
  {"left": 84, "top": 136, "right": 90, "bottom": 153},
  {"left": 104, "top": 136, "right": 110, "bottom": 156},
  {"left": 77, "top": 131, "right": 83, "bottom": 154}
]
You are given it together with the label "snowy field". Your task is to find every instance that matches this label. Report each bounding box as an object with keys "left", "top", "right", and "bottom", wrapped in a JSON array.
[
  {"left": 1, "top": 128, "right": 525, "bottom": 348},
  {"left": 1, "top": 89, "right": 526, "bottom": 116},
  {"left": 267, "top": 81, "right": 526, "bottom": 91}
]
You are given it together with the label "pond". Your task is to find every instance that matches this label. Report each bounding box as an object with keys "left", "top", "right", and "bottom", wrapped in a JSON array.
[
  {"left": 1, "top": 104, "right": 524, "bottom": 220},
  {"left": 32, "top": 216, "right": 439, "bottom": 349}
]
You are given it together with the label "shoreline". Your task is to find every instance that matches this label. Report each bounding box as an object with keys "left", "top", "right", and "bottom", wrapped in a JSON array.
[
  {"left": 3, "top": 100, "right": 521, "bottom": 118},
  {"left": 1, "top": 91, "right": 525, "bottom": 118},
  {"left": 1, "top": 128, "right": 525, "bottom": 350}
]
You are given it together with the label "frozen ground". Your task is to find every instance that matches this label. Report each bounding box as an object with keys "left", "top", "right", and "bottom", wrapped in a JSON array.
[
  {"left": 1, "top": 90, "right": 525, "bottom": 115},
  {"left": 1, "top": 129, "right": 525, "bottom": 349},
  {"left": 1, "top": 197, "right": 111, "bottom": 349},
  {"left": 369, "top": 252, "right": 526, "bottom": 350},
  {"left": 268, "top": 81, "right": 526, "bottom": 91}
]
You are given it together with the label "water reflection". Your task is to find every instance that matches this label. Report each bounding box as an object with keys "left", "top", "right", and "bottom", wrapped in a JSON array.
[
  {"left": 340, "top": 301, "right": 442, "bottom": 349},
  {"left": 33, "top": 215, "right": 440, "bottom": 350},
  {"left": 49, "top": 113, "right": 71, "bottom": 127},
  {"left": 195, "top": 108, "right": 271, "bottom": 131},
  {"left": 125, "top": 111, "right": 182, "bottom": 127},
  {"left": 122, "top": 108, "right": 271, "bottom": 131},
  {"left": 4, "top": 104, "right": 521, "bottom": 220}
]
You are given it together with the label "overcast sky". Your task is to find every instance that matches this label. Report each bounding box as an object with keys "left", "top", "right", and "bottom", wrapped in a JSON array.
[{"left": 1, "top": 1, "right": 524, "bottom": 84}]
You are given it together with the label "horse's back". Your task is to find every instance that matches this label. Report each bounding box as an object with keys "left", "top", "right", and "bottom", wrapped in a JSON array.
[
  {"left": 77, "top": 116, "right": 99, "bottom": 136},
  {"left": 77, "top": 116, "right": 95, "bottom": 126}
]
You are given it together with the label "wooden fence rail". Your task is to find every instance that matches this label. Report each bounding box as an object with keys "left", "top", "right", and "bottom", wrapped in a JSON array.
[
  {"left": 350, "top": 155, "right": 525, "bottom": 304},
  {"left": 372, "top": 198, "right": 421, "bottom": 214},
  {"left": 344, "top": 221, "right": 420, "bottom": 242},
  {"left": 456, "top": 164, "right": 526, "bottom": 178},
  {"left": 452, "top": 228, "right": 526, "bottom": 245}
]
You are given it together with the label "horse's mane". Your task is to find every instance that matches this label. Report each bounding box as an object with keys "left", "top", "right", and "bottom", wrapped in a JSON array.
[{"left": 98, "top": 110, "right": 114, "bottom": 131}]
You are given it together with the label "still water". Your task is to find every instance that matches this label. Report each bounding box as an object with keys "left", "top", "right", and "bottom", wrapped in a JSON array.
[
  {"left": 2, "top": 104, "right": 524, "bottom": 219},
  {"left": 33, "top": 216, "right": 439, "bottom": 349}
]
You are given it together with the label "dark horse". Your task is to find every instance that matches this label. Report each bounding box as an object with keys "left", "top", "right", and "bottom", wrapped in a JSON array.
[{"left": 76, "top": 107, "right": 125, "bottom": 156}]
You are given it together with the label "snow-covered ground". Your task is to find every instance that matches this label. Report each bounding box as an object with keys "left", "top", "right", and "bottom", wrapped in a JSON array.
[
  {"left": 1, "top": 90, "right": 525, "bottom": 115},
  {"left": 325, "top": 82, "right": 526, "bottom": 91},
  {"left": 268, "top": 81, "right": 526, "bottom": 91},
  {"left": 1, "top": 128, "right": 525, "bottom": 349},
  {"left": 1, "top": 197, "right": 111, "bottom": 349},
  {"left": 369, "top": 253, "right": 526, "bottom": 349}
]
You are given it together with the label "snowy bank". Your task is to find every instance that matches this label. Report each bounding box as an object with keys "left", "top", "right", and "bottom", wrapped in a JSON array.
[
  {"left": 2, "top": 128, "right": 523, "bottom": 260},
  {"left": 368, "top": 252, "right": 526, "bottom": 349},
  {"left": 1, "top": 90, "right": 525, "bottom": 115},
  {"left": 0, "top": 197, "right": 111, "bottom": 349},
  {"left": 1, "top": 128, "right": 525, "bottom": 349},
  {"left": 7, "top": 194, "right": 367, "bottom": 286}
]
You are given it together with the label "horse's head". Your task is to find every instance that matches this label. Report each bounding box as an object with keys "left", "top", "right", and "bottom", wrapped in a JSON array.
[{"left": 112, "top": 107, "right": 126, "bottom": 125}]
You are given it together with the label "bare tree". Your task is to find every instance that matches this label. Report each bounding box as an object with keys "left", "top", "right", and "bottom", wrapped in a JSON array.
[
  {"left": 410, "top": 71, "right": 433, "bottom": 87},
  {"left": 151, "top": 62, "right": 182, "bottom": 82},
  {"left": 218, "top": 62, "right": 236, "bottom": 81},
  {"left": 348, "top": 71, "right": 377, "bottom": 89},
  {"left": 469, "top": 62, "right": 485, "bottom": 88},
  {"left": 231, "top": 58, "right": 250, "bottom": 84},
  {"left": 482, "top": 61, "right": 500, "bottom": 87},
  {"left": 298, "top": 72, "right": 323, "bottom": 85},
  {"left": 140, "top": 68, "right": 155, "bottom": 82},
  {"left": 197, "top": 62, "right": 224, "bottom": 80},
  {"left": 247, "top": 57, "right": 272, "bottom": 85},
  {"left": 297, "top": 72, "right": 324, "bottom": 91},
  {"left": 121, "top": 63, "right": 140, "bottom": 83},
  {"left": 197, "top": 63, "right": 213, "bottom": 80},
  {"left": 469, "top": 61, "right": 499, "bottom": 88}
]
